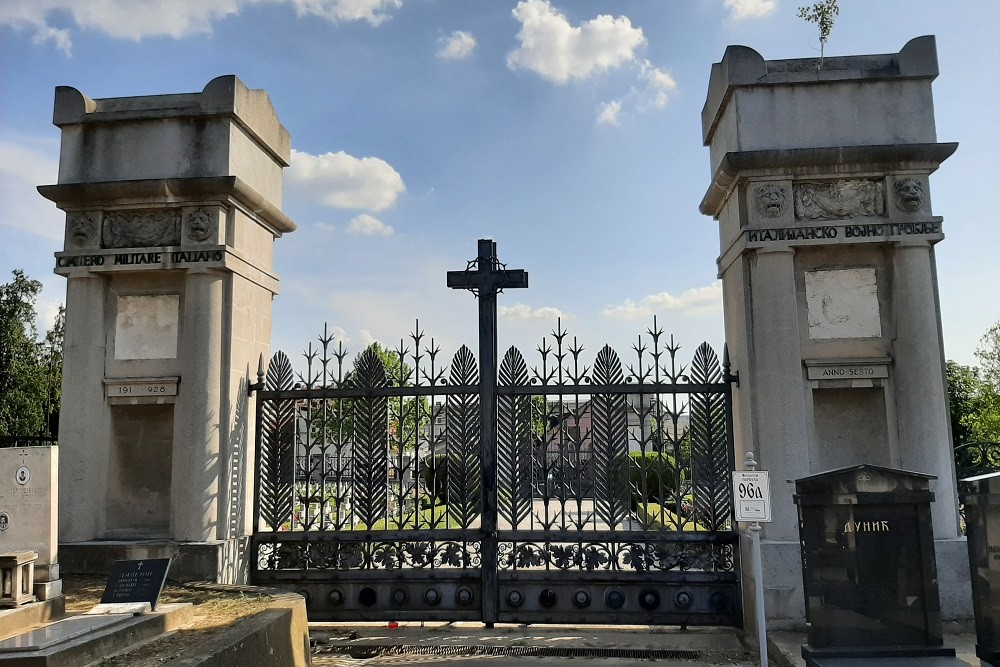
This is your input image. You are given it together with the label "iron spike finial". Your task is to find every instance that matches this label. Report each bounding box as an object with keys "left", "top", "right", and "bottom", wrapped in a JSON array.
[
  {"left": 249, "top": 352, "right": 266, "bottom": 395},
  {"left": 723, "top": 343, "right": 740, "bottom": 387},
  {"left": 745, "top": 450, "right": 758, "bottom": 471}
]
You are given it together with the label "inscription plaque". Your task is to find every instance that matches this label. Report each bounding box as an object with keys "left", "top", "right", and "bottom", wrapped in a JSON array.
[
  {"left": 805, "top": 360, "right": 890, "bottom": 382},
  {"left": 104, "top": 377, "right": 179, "bottom": 400},
  {"left": 101, "top": 558, "right": 171, "bottom": 610}
]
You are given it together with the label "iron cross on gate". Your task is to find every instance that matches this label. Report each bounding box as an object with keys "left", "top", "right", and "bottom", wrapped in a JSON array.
[{"left": 446, "top": 238, "right": 527, "bottom": 625}]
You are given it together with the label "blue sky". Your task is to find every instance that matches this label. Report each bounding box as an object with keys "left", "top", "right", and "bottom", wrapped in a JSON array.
[{"left": 1, "top": 0, "right": 997, "bottom": 370}]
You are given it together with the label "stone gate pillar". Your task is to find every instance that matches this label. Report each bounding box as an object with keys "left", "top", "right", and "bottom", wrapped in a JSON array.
[
  {"left": 39, "top": 76, "right": 295, "bottom": 582},
  {"left": 699, "top": 37, "right": 969, "bottom": 626}
]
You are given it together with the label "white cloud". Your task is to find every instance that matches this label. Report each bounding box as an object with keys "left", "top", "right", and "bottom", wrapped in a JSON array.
[
  {"left": 596, "top": 100, "right": 622, "bottom": 125},
  {"left": 0, "top": 0, "right": 402, "bottom": 53},
  {"left": 507, "top": 0, "right": 646, "bottom": 83},
  {"left": 499, "top": 303, "right": 566, "bottom": 320},
  {"left": 316, "top": 222, "right": 337, "bottom": 232},
  {"left": 347, "top": 213, "right": 394, "bottom": 236},
  {"left": 30, "top": 24, "right": 73, "bottom": 56},
  {"left": 596, "top": 61, "right": 676, "bottom": 125},
  {"left": 639, "top": 61, "right": 677, "bottom": 110},
  {"left": 287, "top": 149, "right": 405, "bottom": 212},
  {"left": 289, "top": 0, "right": 402, "bottom": 26},
  {"left": 505, "top": 1, "right": 676, "bottom": 125},
  {"left": 724, "top": 0, "right": 778, "bottom": 20},
  {"left": 0, "top": 137, "right": 63, "bottom": 241},
  {"left": 436, "top": 30, "right": 476, "bottom": 60},
  {"left": 602, "top": 281, "right": 723, "bottom": 320},
  {"left": 35, "top": 298, "right": 63, "bottom": 336},
  {"left": 359, "top": 329, "right": 381, "bottom": 348}
]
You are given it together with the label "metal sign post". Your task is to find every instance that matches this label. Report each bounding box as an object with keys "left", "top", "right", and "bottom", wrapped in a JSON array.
[{"left": 734, "top": 451, "right": 772, "bottom": 667}]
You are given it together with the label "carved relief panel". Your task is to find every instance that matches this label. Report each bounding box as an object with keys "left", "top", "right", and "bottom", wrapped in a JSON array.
[
  {"left": 794, "top": 180, "right": 885, "bottom": 221},
  {"left": 102, "top": 209, "right": 182, "bottom": 248}
]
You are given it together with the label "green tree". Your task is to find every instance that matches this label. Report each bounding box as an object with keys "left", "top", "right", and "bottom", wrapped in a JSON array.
[
  {"left": 947, "top": 322, "right": 1000, "bottom": 448},
  {"left": 362, "top": 342, "right": 429, "bottom": 452},
  {"left": 947, "top": 361, "right": 981, "bottom": 447},
  {"left": 305, "top": 341, "right": 430, "bottom": 452},
  {"left": 0, "top": 270, "right": 60, "bottom": 437},
  {"left": 798, "top": 0, "right": 840, "bottom": 68},
  {"left": 967, "top": 323, "right": 1000, "bottom": 443}
]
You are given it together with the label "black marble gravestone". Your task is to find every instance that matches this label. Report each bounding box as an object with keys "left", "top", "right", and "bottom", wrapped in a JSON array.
[
  {"left": 101, "top": 558, "right": 171, "bottom": 610},
  {"left": 794, "top": 465, "right": 955, "bottom": 664},
  {"left": 959, "top": 470, "right": 1000, "bottom": 666}
]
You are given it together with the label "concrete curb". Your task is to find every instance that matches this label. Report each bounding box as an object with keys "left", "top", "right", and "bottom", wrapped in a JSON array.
[
  {"left": 0, "top": 603, "right": 193, "bottom": 667},
  {"left": 161, "top": 584, "right": 311, "bottom": 667},
  {"left": 0, "top": 597, "right": 66, "bottom": 641}
]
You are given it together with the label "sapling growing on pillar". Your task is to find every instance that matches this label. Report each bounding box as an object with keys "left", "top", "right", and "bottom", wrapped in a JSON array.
[{"left": 797, "top": 0, "right": 840, "bottom": 71}]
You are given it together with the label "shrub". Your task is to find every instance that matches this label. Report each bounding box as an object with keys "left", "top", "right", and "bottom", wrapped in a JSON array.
[{"left": 625, "top": 451, "right": 682, "bottom": 505}]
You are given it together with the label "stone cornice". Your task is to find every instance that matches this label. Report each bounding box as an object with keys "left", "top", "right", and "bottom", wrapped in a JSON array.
[
  {"left": 702, "top": 36, "right": 939, "bottom": 146},
  {"left": 37, "top": 176, "right": 297, "bottom": 235},
  {"left": 53, "top": 76, "right": 291, "bottom": 166},
  {"left": 699, "top": 143, "right": 958, "bottom": 218}
]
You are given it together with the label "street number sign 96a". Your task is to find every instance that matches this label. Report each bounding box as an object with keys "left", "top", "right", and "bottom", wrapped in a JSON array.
[{"left": 732, "top": 471, "right": 771, "bottom": 523}]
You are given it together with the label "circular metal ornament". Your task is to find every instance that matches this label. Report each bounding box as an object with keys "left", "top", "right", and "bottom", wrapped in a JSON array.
[
  {"left": 328, "top": 589, "right": 344, "bottom": 605},
  {"left": 506, "top": 590, "right": 524, "bottom": 607},
  {"left": 456, "top": 586, "right": 474, "bottom": 605},
  {"left": 639, "top": 589, "right": 660, "bottom": 610},
  {"left": 539, "top": 589, "right": 557, "bottom": 608},
  {"left": 424, "top": 588, "right": 441, "bottom": 605},
  {"left": 674, "top": 591, "right": 693, "bottom": 609},
  {"left": 573, "top": 590, "right": 591, "bottom": 608},
  {"left": 392, "top": 589, "right": 408, "bottom": 605},
  {"left": 605, "top": 589, "right": 625, "bottom": 609}
]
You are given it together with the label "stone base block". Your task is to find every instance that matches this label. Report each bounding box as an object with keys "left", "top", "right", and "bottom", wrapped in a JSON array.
[
  {"left": 743, "top": 538, "right": 806, "bottom": 631},
  {"left": 34, "top": 563, "right": 59, "bottom": 583},
  {"left": 33, "top": 579, "right": 62, "bottom": 601},
  {"left": 935, "top": 537, "right": 972, "bottom": 620},
  {"left": 59, "top": 537, "right": 248, "bottom": 583},
  {"left": 746, "top": 536, "right": 972, "bottom": 630}
]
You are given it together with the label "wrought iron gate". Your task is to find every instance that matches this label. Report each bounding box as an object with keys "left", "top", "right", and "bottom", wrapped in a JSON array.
[{"left": 251, "top": 240, "right": 739, "bottom": 625}]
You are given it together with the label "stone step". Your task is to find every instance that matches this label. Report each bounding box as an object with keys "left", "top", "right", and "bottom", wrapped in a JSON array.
[
  {"left": 0, "top": 603, "right": 192, "bottom": 667},
  {"left": 0, "top": 598, "right": 66, "bottom": 642}
]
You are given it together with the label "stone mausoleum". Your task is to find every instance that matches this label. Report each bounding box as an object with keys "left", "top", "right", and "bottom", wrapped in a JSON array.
[
  {"left": 700, "top": 36, "right": 968, "bottom": 626},
  {"left": 40, "top": 76, "right": 296, "bottom": 581}
]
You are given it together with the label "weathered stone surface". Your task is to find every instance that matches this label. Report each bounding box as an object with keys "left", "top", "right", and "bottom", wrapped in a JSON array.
[
  {"left": 804, "top": 269, "right": 882, "bottom": 340},
  {"left": 42, "top": 77, "right": 295, "bottom": 583},
  {"left": 700, "top": 36, "right": 964, "bottom": 630},
  {"left": 113, "top": 294, "right": 180, "bottom": 360}
]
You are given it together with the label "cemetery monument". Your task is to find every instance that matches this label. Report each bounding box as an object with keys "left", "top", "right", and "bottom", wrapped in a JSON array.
[
  {"left": 39, "top": 76, "right": 296, "bottom": 582},
  {"left": 700, "top": 36, "right": 969, "bottom": 627}
]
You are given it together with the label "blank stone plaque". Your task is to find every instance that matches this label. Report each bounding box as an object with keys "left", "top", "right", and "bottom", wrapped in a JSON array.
[
  {"left": 114, "top": 294, "right": 179, "bottom": 359},
  {"left": 805, "top": 269, "right": 881, "bottom": 340}
]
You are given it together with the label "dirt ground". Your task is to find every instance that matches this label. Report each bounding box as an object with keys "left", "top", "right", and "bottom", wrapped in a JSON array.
[{"left": 62, "top": 574, "right": 271, "bottom": 666}]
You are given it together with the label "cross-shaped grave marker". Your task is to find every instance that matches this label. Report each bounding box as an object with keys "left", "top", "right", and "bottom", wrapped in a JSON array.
[{"left": 447, "top": 239, "right": 527, "bottom": 625}]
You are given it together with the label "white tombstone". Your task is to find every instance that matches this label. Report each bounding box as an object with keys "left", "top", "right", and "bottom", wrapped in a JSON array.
[
  {"left": 700, "top": 37, "right": 968, "bottom": 627},
  {"left": 0, "top": 447, "right": 60, "bottom": 599},
  {"left": 39, "top": 76, "right": 296, "bottom": 583}
]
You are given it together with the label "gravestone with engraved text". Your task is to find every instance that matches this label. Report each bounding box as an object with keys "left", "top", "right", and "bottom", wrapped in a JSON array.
[
  {"left": 100, "top": 558, "right": 171, "bottom": 611},
  {"left": 794, "top": 465, "right": 953, "bottom": 664},
  {"left": 0, "top": 446, "right": 60, "bottom": 599}
]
